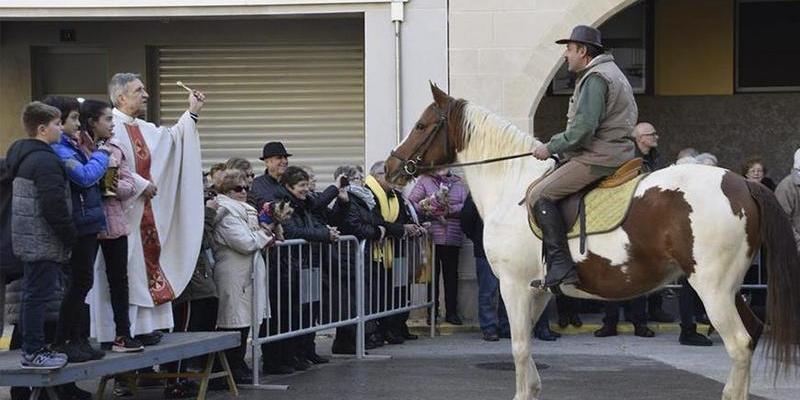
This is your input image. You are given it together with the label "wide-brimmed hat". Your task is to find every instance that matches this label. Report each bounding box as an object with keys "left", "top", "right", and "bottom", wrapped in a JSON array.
[
  {"left": 556, "top": 25, "right": 604, "bottom": 50},
  {"left": 260, "top": 141, "right": 292, "bottom": 160}
]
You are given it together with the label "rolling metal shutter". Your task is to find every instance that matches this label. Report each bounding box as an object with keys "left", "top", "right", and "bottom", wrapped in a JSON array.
[{"left": 155, "top": 40, "right": 364, "bottom": 186}]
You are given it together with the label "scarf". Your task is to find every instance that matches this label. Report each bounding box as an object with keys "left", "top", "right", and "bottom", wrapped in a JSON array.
[
  {"left": 347, "top": 184, "right": 377, "bottom": 210},
  {"left": 365, "top": 175, "right": 401, "bottom": 268},
  {"left": 365, "top": 175, "right": 399, "bottom": 222}
]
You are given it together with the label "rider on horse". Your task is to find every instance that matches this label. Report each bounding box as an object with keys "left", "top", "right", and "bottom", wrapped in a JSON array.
[{"left": 529, "top": 25, "right": 638, "bottom": 289}]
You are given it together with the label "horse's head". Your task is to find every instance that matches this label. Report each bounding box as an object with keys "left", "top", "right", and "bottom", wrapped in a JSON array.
[{"left": 386, "top": 82, "right": 464, "bottom": 186}]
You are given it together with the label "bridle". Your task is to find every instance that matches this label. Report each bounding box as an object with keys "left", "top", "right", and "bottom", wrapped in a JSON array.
[
  {"left": 387, "top": 104, "right": 532, "bottom": 182},
  {"left": 387, "top": 106, "right": 450, "bottom": 182}
]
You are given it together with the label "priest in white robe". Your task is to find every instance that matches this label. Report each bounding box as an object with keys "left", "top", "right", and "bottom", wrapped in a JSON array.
[{"left": 89, "top": 73, "right": 205, "bottom": 343}]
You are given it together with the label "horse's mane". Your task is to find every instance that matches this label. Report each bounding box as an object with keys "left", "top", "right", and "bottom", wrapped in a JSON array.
[
  {"left": 459, "top": 102, "right": 540, "bottom": 157},
  {"left": 454, "top": 101, "right": 550, "bottom": 185}
]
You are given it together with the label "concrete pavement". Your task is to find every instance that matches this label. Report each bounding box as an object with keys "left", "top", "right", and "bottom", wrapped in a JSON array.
[{"left": 1, "top": 330, "right": 797, "bottom": 400}]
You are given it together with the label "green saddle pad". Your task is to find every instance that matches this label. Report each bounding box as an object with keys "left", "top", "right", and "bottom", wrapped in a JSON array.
[{"left": 528, "top": 174, "right": 646, "bottom": 240}]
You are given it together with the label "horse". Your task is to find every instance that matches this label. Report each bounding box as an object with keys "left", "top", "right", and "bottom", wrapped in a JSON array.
[{"left": 385, "top": 84, "right": 800, "bottom": 400}]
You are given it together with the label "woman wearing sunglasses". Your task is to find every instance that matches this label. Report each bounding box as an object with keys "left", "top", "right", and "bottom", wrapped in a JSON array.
[{"left": 211, "top": 169, "right": 275, "bottom": 384}]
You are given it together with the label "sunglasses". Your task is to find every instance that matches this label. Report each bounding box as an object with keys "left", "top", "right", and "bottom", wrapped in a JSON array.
[{"left": 233, "top": 185, "right": 248, "bottom": 193}]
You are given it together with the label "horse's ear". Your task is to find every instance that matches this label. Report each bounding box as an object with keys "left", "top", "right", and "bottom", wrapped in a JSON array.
[{"left": 429, "top": 81, "right": 450, "bottom": 108}]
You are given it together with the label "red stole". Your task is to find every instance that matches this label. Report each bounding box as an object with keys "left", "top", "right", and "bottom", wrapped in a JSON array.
[{"left": 125, "top": 123, "right": 176, "bottom": 305}]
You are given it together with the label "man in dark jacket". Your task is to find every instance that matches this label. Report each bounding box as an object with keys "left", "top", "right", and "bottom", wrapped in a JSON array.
[
  {"left": 249, "top": 141, "right": 291, "bottom": 210},
  {"left": 594, "top": 122, "right": 666, "bottom": 339},
  {"left": 7, "top": 101, "right": 76, "bottom": 370},
  {"left": 460, "top": 194, "right": 514, "bottom": 341},
  {"left": 632, "top": 122, "right": 674, "bottom": 323},
  {"left": 634, "top": 122, "right": 663, "bottom": 173},
  {"left": 776, "top": 148, "right": 800, "bottom": 253}
]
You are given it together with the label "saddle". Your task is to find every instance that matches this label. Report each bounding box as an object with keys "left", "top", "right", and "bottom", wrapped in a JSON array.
[{"left": 527, "top": 158, "right": 647, "bottom": 253}]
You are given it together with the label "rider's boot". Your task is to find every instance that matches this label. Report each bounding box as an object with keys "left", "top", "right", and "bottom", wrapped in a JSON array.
[{"left": 531, "top": 198, "right": 580, "bottom": 289}]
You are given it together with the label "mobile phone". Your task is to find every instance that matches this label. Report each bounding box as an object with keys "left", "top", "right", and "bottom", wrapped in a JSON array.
[
  {"left": 339, "top": 176, "right": 350, "bottom": 187},
  {"left": 204, "top": 189, "right": 217, "bottom": 202}
]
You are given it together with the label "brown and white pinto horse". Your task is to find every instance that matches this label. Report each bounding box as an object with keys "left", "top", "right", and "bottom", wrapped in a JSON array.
[{"left": 386, "top": 84, "right": 800, "bottom": 400}]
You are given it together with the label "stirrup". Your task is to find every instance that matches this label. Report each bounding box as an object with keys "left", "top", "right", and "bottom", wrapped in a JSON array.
[
  {"left": 531, "top": 279, "right": 565, "bottom": 295},
  {"left": 545, "top": 274, "right": 580, "bottom": 289}
]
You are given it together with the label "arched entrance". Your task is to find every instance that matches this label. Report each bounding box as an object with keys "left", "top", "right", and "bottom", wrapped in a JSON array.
[{"left": 532, "top": 0, "right": 800, "bottom": 177}]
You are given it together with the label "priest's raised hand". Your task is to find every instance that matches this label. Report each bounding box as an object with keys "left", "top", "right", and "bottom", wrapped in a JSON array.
[{"left": 188, "top": 90, "right": 206, "bottom": 114}]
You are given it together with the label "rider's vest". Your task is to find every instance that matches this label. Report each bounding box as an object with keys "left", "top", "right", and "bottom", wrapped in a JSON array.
[{"left": 563, "top": 53, "right": 637, "bottom": 168}]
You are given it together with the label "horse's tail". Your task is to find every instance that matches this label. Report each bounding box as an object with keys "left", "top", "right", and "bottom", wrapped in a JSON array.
[{"left": 747, "top": 180, "right": 800, "bottom": 375}]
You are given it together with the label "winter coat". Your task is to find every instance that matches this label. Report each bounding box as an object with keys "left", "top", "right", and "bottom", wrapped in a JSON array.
[
  {"left": 759, "top": 177, "right": 777, "bottom": 192},
  {"left": 337, "top": 187, "right": 414, "bottom": 241},
  {"left": 282, "top": 193, "right": 334, "bottom": 243},
  {"left": 382, "top": 189, "right": 415, "bottom": 238},
  {"left": 460, "top": 195, "right": 485, "bottom": 259},
  {"left": 51, "top": 133, "right": 109, "bottom": 236},
  {"left": 7, "top": 139, "right": 76, "bottom": 263},
  {"left": 212, "top": 194, "right": 272, "bottom": 328},
  {"left": 248, "top": 172, "right": 282, "bottom": 210},
  {"left": 176, "top": 206, "right": 219, "bottom": 303},
  {"left": 340, "top": 195, "right": 385, "bottom": 241},
  {"left": 776, "top": 172, "right": 800, "bottom": 252},
  {"left": 307, "top": 185, "right": 342, "bottom": 225},
  {"left": 94, "top": 138, "right": 137, "bottom": 240},
  {"left": 4, "top": 268, "right": 68, "bottom": 324},
  {"left": 635, "top": 146, "right": 664, "bottom": 173},
  {"left": 408, "top": 173, "right": 468, "bottom": 247},
  {"left": 269, "top": 191, "right": 339, "bottom": 329},
  {"left": 309, "top": 185, "right": 339, "bottom": 214},
  {"left": 558, "top": 54, "right": 637, "bottom": 168}
]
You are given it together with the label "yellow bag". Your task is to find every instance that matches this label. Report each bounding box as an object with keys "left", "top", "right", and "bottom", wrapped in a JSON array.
[
  {"left": 414, "top": 237, "right": 434, "bottom": 284},
  {"left": 372, "top": 238, "right": 394, "bottom": 269}
]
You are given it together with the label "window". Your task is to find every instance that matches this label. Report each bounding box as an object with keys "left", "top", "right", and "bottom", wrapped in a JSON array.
[
  {"left": 736, "top": 0, "right": 800, "bottom": 92},
  {"left": 551, "top": 1, "right": 648, "bottom": 94},
  {"left": 31, "top": 47, "right": 109, "bottom": 100}
]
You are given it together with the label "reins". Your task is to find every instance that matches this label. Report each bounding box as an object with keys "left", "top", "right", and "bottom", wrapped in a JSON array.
[{"left": 388, "top": 102, "right": 534, "bottom": 179}]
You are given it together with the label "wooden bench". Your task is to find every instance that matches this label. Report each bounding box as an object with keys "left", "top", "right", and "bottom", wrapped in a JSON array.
[{"left": 0, "top": 332, "right": 240, "bottom": 400}]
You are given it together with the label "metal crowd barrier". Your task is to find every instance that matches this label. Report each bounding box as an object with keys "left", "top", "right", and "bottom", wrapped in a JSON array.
[
  {"left": 248, "top": 233, "right": 436, "bottom": 388},
  {"left": 362, "top": 234, "right": 437, "bottom": 323},
  {"left": 663, "top": 250, "right": 768, "bottom": 290},
  {"left": 0, "top": 272, "right": 6, "bottom": 337}
]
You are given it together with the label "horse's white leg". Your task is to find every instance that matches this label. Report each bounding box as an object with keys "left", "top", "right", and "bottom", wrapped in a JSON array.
[
  {"left": 688, "top": 274, "right": 754, "bottom": 400},
  {"left": 528, "top": 289, "right": 552, "bottom": 399},
  {"left": 500, "top": 279, "right": 547, "bottom": 400}
]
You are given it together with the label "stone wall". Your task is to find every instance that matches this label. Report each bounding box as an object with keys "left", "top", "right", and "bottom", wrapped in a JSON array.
[
  {"left": 534, "top": 93, "right": 800, "bottom": 179},
  {"left": 448, "top": 0, "right": 637, "bottom": 132},
  {"left": 446, "top": 0, "right": 636, "bottom": 324}
]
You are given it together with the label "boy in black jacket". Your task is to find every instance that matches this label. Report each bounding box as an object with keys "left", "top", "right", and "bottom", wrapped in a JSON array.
[{"left": 5, "top": 101, "right": 77, "bottom": 369}]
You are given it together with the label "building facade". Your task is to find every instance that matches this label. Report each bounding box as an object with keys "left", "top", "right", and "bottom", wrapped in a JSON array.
[{"left": 3, "top": 0, "right": 799, "bottom": 323}]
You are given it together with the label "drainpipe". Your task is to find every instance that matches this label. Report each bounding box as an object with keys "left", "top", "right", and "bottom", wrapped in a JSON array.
[{"left": 391, "top": 0, "right": 404, "bottom": 145}]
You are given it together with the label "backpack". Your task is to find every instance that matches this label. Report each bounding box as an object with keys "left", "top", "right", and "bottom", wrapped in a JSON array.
[
  {"left": 0, "top": 156, "right": 23, "bottom": 282},
  {"left": 0, "top": 148, "right": 47, "bottom": 282}
]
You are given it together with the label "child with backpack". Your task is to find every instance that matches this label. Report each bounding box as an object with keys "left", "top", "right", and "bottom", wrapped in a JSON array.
[{"left": 4, "top": 101, "right": 77, "bottom": 369}]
